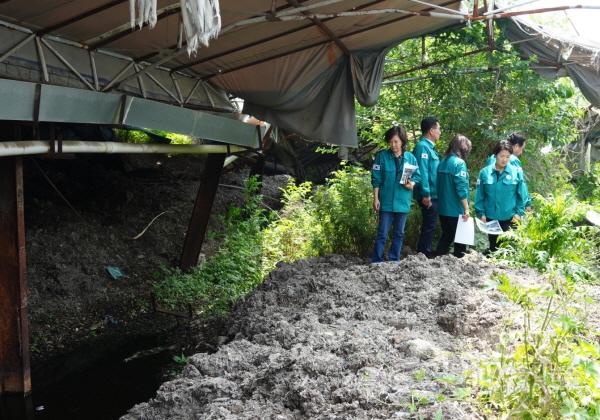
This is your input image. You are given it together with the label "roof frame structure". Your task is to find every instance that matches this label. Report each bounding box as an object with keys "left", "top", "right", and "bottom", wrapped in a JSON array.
[{"left": 2, "top": 0, "right": 599, "bottom": 148}]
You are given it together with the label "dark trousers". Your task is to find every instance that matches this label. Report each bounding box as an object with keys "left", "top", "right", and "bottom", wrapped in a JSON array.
[
  {"left": 488, "top": 219, "right": 514, "bottom": 252},
  {"left": 417, "top": 199, "right": 438, "bottom": 258},
  {"left": 436, "top": 215, "right": 467, "bottom": 258}
]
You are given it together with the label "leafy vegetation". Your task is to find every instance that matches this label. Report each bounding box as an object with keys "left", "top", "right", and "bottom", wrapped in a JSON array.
[
  {"left": 115, "top": 128, "right": 193, "bottom": 144},
  {"left": 493, "top": 191, "right": 599, "bottom": 283},
  {"left": 153, "top": 177, "right": 266, "bottom": 315},
  {"left": 475, "top": 273, "right": 600, "bottom": 419},
  {"left": 312, "top": 164, "right": 377, "bottom": 256},
  {"left": 153, "top": 166, "right": 378, "bottom": 315},
  {"left": 575, "top": 162, "right": 600, "bottom": 206}
]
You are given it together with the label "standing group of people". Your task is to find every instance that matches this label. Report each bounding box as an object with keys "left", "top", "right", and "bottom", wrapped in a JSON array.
[{"left": 371, "top": 117, "right": 530, "bottom": 262}]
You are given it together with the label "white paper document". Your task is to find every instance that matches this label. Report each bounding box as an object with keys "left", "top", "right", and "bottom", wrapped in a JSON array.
[
  {"left": 454, "top": 216, "right": 474, "bottom": 245},
  {"left": 400, "top": 163, "right": 418, "bottom": 184},
  {"left": 475, "top": 218, "right": 504, "bottom": 235}
]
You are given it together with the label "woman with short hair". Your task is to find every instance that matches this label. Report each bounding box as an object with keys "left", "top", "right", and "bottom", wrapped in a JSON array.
[
  {"left": 476, "top": 140, "right": 528, "bottom": 253},
  {"left": 485, "top": 132, "right": 531, "bottom": 209},
  {"left": 371, "top": 125, "right": 421, "bottom": 262},
  {"left": 436, "top": 134, "right": 472, "bottom": 258}
]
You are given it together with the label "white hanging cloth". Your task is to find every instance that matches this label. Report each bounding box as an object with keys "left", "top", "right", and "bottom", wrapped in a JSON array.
[
  {"left": 180, "top": 0, "right": 221, "bottom": 54},
  {"left": 129, "top": 0, "right": 221, "bottom": 54},
  {"left": 129, "top": 0, "right": 157, "bottom": 29}
]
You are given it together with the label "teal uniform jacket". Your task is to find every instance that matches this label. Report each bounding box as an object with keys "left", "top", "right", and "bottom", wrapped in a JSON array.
[
  {"left": 475, "top": 164, "right": 528, "bottom": 221},
  {"left": 485, "top": 154, "right": 531, "bottom": 207},
  {"left": 413, "top": 137, "right": 439, "bottom": 201},
  {"left": 437, "top": 154, "right": 470, "bottom": 217},
  {"left": 371, "top": 150, "right": 421, "bottom": 213}
]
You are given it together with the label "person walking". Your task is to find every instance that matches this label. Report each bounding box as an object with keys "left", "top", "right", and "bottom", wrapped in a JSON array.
[
  {"left": 371, "top": 125, "right": 421, "bottom": 262},
  {"left": 413, "top": 117, "right": 441, "bottom": 258},
  {"left": 436, "top": 134, "right": 472, "bottom": 258},
  {"left": 476, "top": 140, "right": 528, "bottom": 253}
]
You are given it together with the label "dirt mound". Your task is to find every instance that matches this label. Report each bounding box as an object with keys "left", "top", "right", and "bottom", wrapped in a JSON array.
[{"left": 124, "top": 254, "right": 521, "bottom": 419}]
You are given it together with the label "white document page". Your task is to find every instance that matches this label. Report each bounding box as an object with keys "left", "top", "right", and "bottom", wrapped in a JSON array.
[
  {"left": 475, "top": 218, "right": 504, "bottom": 235},
  {"left": 400, "top": 163, "right": 418, "bottom": 184},
  {"left": 454, "top": 216, "right": 475, "bottom": 245}
]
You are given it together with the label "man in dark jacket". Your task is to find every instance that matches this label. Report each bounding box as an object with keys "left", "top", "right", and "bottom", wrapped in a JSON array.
[{"left": 413, "top": 116, "right": 441, "bottom": 258}]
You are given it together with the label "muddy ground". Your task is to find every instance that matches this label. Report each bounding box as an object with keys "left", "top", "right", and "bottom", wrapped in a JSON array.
[
  {"left": 24, "top": 154, "right": 288, "bottom": 374},
  {"left": 123, "top": 254, "right": 542, "bottom": 419}
]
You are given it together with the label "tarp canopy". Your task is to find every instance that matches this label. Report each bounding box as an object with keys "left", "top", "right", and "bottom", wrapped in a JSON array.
[
  {"left": 504, "top": 17, "right": 600, "bottom": 109},
  {"left": 0, "top": 0, "right": 466, "bottom": 147}
]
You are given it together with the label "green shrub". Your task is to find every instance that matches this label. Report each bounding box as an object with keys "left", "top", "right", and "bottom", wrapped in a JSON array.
[
  {"left": 575, "top": 163, "right": 600, "bottom": 205},
  {"left": 475, "top": 273, "right": 600, "bottom": 418},
  {"left": 494, "top": 191, "right": 599, "bottom": 282},
  {"left": 261, "top": 181, "right": 321, "bottom": 273},
  {"left": 312, "top": 164, "right": 378, "bottom": 256},
  {"left": 153, "top": 177, "right": 266, "bottom": 316}
]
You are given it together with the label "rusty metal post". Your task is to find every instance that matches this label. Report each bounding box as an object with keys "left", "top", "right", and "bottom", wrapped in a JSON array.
[
  {"left": 180, "top": 153, "right": 226, "bottom": 271},
  {"left": 0, "top": 157, "right": 31, "bottom": 395}
]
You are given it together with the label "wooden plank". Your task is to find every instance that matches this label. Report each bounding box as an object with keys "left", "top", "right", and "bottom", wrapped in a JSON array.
[
  {"left": 0, "top": 157, "right": 31, "bottom": 395},
  {"left": 180, "top": 154, "right": 226, "bottom": 271}
]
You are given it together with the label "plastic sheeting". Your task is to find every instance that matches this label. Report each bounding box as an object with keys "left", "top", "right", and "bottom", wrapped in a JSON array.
[
  {"left": 236, "top": 45, "right": 389, "bottom": 147},
  {"left": 505, "top": 18, "right": 600, "bottom": 109}
]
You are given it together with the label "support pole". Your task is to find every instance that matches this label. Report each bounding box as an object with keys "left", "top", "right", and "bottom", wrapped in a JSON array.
[
  {"left": 0, "top": 157, "right": 31, "bottom": 395},
  {"left": 180, "top": 154, "right": 226, "bottom": 270}
]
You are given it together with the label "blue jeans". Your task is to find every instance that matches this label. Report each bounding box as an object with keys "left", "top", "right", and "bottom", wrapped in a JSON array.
[
  {"left": 417, "top": 198, "right": 438, "bottom": 258},
  {"left": 372, "top": 211, "right": 408, "bottom": 262}
]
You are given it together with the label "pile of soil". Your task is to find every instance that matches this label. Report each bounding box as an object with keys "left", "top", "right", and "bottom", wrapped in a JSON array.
[
  {"left": 124, "top": 254, "right": 531, "bottom": 419},
  {"left": 24, "top": 154, "right": 288, "bottom": 368}
]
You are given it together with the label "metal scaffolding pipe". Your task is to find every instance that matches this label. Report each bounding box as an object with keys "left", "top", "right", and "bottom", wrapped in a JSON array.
[{"left": 0, "top": 141, "right": 247, "bottom": 157}]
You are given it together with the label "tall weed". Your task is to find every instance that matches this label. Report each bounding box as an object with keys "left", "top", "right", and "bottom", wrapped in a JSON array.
[
  {"left": 494, "top": 191, "right": 599, "bottom": 282},
  {"left": 261, "top": 181, "right": 322, "bottom": 273},
  {"left": 312, "top": 164, "right": 377, "bottom": 256},
  {"left": 575, "top": 162, "right": 600, "bottom": 206},
  {"left": 475, "top": 273, "right": 600, "bottom": 418},
  {"left": 153, "top": 177, "right": 266, "bottom": 316}
]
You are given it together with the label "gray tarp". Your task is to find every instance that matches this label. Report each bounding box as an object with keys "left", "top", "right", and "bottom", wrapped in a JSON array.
[
  {"left": 235, "top": 46, "right": 389, "bottom": 147},
  {"left": 505, "top": 18, "right": 600, "bottom": 109}
]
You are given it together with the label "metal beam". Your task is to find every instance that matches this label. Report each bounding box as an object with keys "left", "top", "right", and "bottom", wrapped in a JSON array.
[
  {"left": 202, "top": 0, "right": 461, "bottom": 80},
  {"left": 287, "top": 0, "right": 350, "bottom": 55},
  {"left": 219, "top": 0, "right": 347, "bottom": 35},
  {"left": 37, "top": 0, "right": 128, "bottom": 35},
  {"left": 0, "top": 34, "right": 35, "bottom": 64},
  {"left": 383, "top": 47, "right": 488, "bottom": 79},
  {"left": 172, "top": 0, "right": 387, "bottom": 73},
  {"left": 0, "top": 157, "right": 30, "bottom": 395},
  {"left": 474, "top": 4, "right": 600, "bottom": 20},
  {"left": 180, "top": 153, "right": 226, "bottom": 271},
  {"left": 88, "top": 4, "right": 181, "bottom": 50},
  {"left": 40, "top": 38, "right": 96, "bottom": 90}
]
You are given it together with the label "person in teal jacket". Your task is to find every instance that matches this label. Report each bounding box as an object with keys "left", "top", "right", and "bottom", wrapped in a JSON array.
[
  {"left": 476, "top": 140, "right": 528, "bottom": 252},
  {"left": 485, "top": 133, "right": 531, "bottom": 209},
  {"left": 371, "top": 125, "right": 421, "bottom": 262},
  {"left": 436, "top": 134, "right": 472, "bottom": 258},
  {"left": 413, "top": 117, "right": 441, "bottom": 258}
]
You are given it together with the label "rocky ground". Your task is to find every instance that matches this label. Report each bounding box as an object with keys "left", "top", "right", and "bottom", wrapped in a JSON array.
[{"left": 123, "top": 254, "right": 541, "bottom": 419}]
